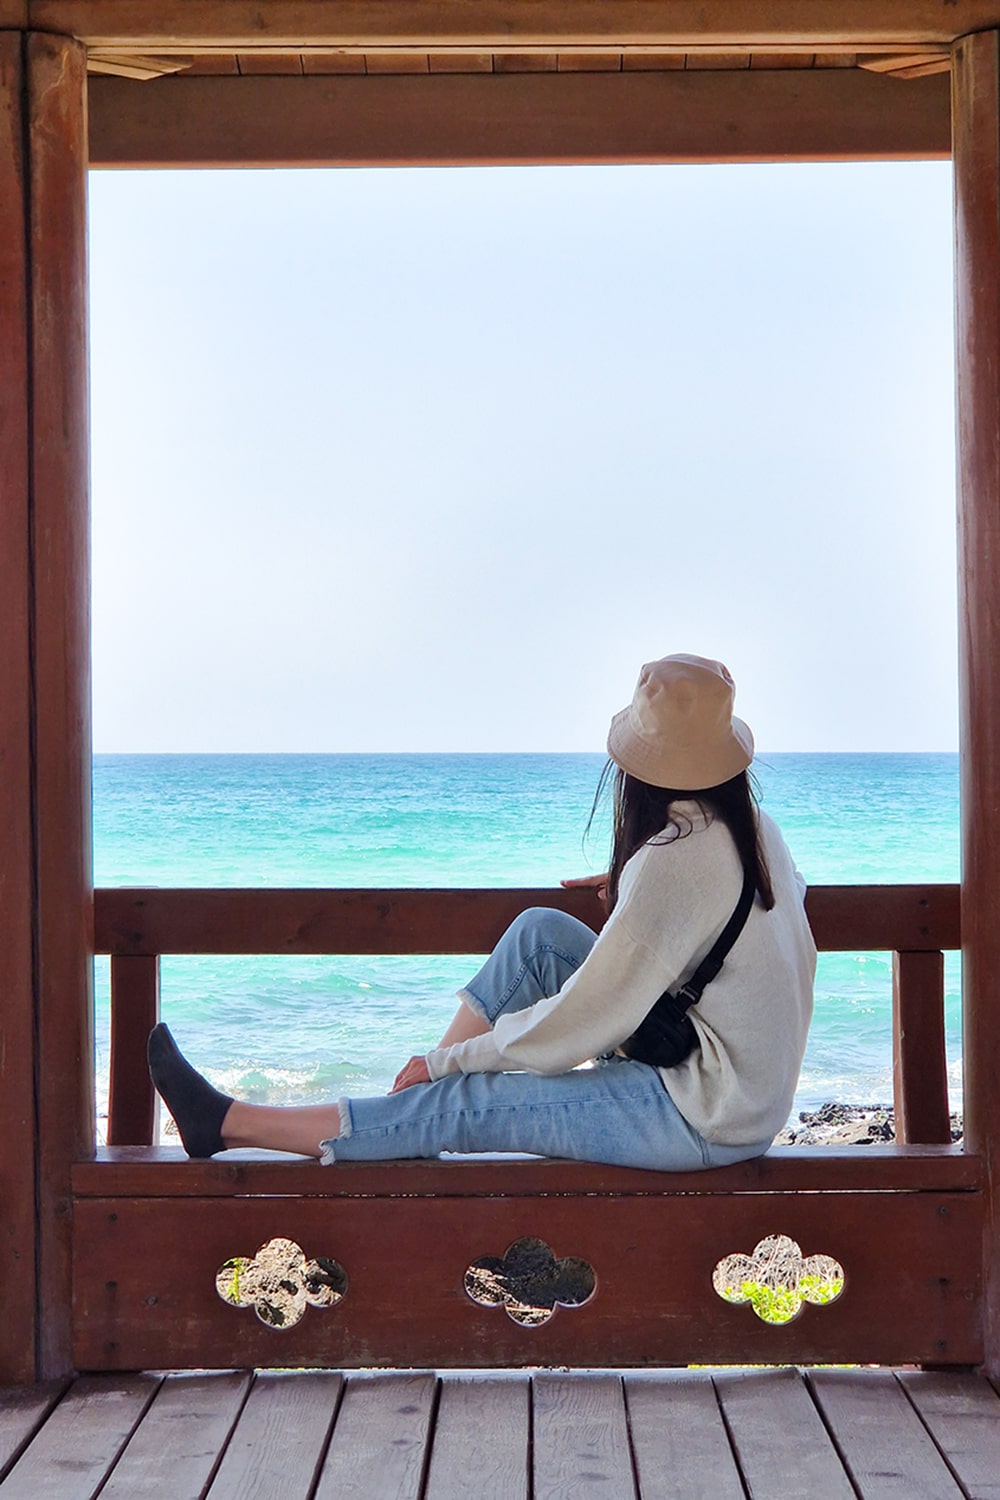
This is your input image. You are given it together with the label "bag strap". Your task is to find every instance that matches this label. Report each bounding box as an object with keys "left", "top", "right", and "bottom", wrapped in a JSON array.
[{"left": 673, "top": 863, "right": 756, "bottom": 1011}]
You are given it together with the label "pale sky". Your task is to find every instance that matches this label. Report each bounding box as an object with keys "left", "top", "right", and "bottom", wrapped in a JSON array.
[{"left": 88, "top": 160, "right": 958, "bottom": 753}]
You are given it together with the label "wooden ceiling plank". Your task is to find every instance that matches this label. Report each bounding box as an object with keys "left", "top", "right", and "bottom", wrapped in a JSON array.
[
  {"left": 87, "top": 52, "right": 192, "bottom": 79},
  {"left": 428, "top": 53, "right": 494, "bottom": 72},
  {"left": 875, "top": 57, "right": 951, "bottom": 78},
  {"left": 182, "top": 54, "right": 240, "bottom": 75},
  {"left": 750, "top": 52, "right": 816, "bottom": 68},
  {"left": 363, "top": 52, "right": 430, "bottom": 73},
  {"left": 26, "top": 0, "right": 1000, "bottom": 51},
  {"left": 236, "top": 52, "right": 303, "bottom": 74},
  {"left": 492, "top": 53, "right": 559, "bottom": 72},
  {"left": 685, "top": 53, "right": 752, "bottom": 69},
  {"left": 622, "top": 53, "right": 687, "bottom": 70},
  {"left": 858, "top": 51, "right": 951, "bottom": 73},
  {"left": 87, "top": 68, "right": 951, "bottom": 170},
  {"left": 556, "top": 52, "right": 622, "bottom": 71}
]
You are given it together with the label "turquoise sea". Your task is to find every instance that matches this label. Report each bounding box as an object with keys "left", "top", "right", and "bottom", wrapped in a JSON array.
[{"left": 93, "top": 753, "right": 962, "bottom": 1133}]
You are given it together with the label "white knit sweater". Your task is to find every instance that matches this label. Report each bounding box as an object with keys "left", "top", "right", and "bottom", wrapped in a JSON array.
[{"left": 425, "top": 805, "right": 816, "bottom": 1146}]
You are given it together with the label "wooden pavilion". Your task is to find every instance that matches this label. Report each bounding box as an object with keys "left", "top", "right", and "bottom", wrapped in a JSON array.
[{"left": 4, "top": 2, "right": 1000, "bottom": 1493}]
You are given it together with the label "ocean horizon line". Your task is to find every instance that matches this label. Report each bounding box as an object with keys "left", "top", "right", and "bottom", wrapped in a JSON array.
[{"left": 92, "top": 747, "right": 960, "bottom": 759}]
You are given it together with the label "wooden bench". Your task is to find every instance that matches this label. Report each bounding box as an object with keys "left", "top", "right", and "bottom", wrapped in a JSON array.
[{"left": 81, "top": 883, "right": 975, "bottom": 1372}]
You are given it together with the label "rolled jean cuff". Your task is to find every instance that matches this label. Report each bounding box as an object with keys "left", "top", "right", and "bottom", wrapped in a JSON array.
[
  {"left": 457, "top": 986, "right": 490, "bottom": 1022},
  {"left": 318, "top": 1098, "right": 354, "bottom": 1164}
]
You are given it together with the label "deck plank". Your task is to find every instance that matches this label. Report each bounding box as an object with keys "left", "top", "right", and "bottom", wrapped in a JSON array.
[
  {"left": 205, "top": 1370, "right": 342, "bottom": 1500},
  {"left": 99, "top": 1371, "right": 251, "bottom": 1499},
  {"left": 715, "top": 1367, "right": 856, "bottom": 1499},
  {"left": 624, "top": 1371, "right": 744, "bottom": 1500},
  {"left": 0, "top": 1374, "right": 161, "bottom": 1499},
  {"left": 313, "top": 1372, "right": 436, "bottom": 1500},
  {"left": 0, "top": 1383, "right": 68, "bottom": 1481},
  {"left": 532, "top": 1373, "right": 636, "bottom": 1500},
  {"left": 424, "top": 1376, "right": 529, "bottom": 1500},
  {"left": 808, "top": 1369, "right": 965, "bottom": 1498},
  {"left": 897, "top": 1372, "right": 1000, "bottom": 1500}
]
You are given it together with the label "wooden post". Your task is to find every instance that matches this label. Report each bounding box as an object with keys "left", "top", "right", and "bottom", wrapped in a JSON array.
[
  {"left": 29, "top": 29, "right": 93, "bottom": 1381},
  {"left": 891, "top": 950, "right": 951, "bottom": 1145},
  {"left": 108, "top": 956, "right": 160, "bottom": 1145},
  {"left": 0, "top": 29, "right": 92, "bottom": 1381},
  {"left": 953, "top": 28, "right": 1000, "bottom": 1379},
  {"left": 0, "top": 30, "right": 41, "bottom": 1386}
]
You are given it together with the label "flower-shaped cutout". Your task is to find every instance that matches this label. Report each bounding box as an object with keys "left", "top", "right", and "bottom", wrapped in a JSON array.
[
  {"left": 464, "top": 1236, "right": 596, "bottom": 1327},
  {"left": 713, "top": 1233, "right": 844, "bottom": 1325},
  {"left": 216, "top": 1236, "right": 348, "bottom": 1330}
]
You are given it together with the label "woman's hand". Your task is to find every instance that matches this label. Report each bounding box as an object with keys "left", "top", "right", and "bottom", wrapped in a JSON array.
[
  {"left": 389, "top": 1056, "right": 432, "bottom": 1094},
  {"left": 561, "top": 872, "right": 609, "bottom": 908}
]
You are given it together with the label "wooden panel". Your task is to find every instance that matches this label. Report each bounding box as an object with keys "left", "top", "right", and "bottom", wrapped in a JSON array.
[
  {"left": 750, "top": 51, "right": 816, "bottom": 67},
  {"left": 896, "top": 1371, "right": 1000, "bottom": 1498},
  {"left": 0, "top": 1374, "right": 160, "bottom": 1499},
  {"left": 314, "top": 1373, "right": 434, "bottom": 1499},
  {"left": 207, "top": 1371, "right": 342, "bottom": 1500},
  {"left": 236, "top": 51, "right": 302, "bottom": 74},
  {"left": 555, "top": 52, "right": 622, "bottom": 71},
  {"left": 715, "top": 1367, "right": 856, "bottom": 1498},
  {"left": 86, "top": 69, "right": 952, "bottom": 169},
  {"left": 71, "top": 1191, "right": 983, "bottom": 1370},
  {"left": 953, "top": 25, "right": 1000, "bottom": 1383},
  {"left": 532, "top": 1374, "right": 634, "bottom": 1499},
  {"left": 182, "top": 53, "right": 239, "bottom": 74},
  {"left": 97, "top": 1370, "right": 251, "bottom": 1499},
  {"left": 428, "top": 52, "right": 493, "bottom": 72},
  {"left": 808, "top": 1369, "right": 966, "bottom": 1497},
  {"left": 27, "top": 28, "right": 94, "bottom": 1382},
  {"left": 425, "top": 1377, "right": 529, "bottom": 1500},
  {"left": 108, "top": 955, "right": 159, "bottom": 1146},
  {"left": 621, "top": 52, "right": 686, "bottom": 70},
  {"left": 363, "top": 51, "right": 430, "bottom": 73},
  {"left": 0, "top": 1384, "right": 68, "bottom": 1482},
  {"left": 301, "top": 52, "right": 366, "bottom": 74},
  {"left": 492, "top": 53, "right": 559, "bottom": 72},
  {"left": 25, "top": 0, "right": 1000, "bottom": 50},
  {"left": 93, "top": 882, "right": 961, "bottom": 956},
  {"left": 684, "top": 52, "right": 751, "bottom": 68},
  {"left": 625, "top": 1372, "right": 744, "bottom": 1500},
  {"left": 70, "top": 1143, "right": 985, "bottom": 1198},
  {"left": 893, "top": 950, "right": 951, "bottom": 1145},
  {"left": 0, "top": 30, "right": 39, "bottom": 1388}
]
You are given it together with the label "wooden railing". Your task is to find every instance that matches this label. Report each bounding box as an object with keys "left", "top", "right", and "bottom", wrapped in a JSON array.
[{"left": 94, "top": 883, "right": 961, "bottom": 1149}]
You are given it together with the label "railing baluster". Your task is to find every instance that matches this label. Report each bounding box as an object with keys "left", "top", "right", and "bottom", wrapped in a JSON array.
[
  {"left": 892, "top": 949, "right": 951, "bottom": 1144},
  {"left": 108, "top": 955, "right": 160, "bottom": 1146}
]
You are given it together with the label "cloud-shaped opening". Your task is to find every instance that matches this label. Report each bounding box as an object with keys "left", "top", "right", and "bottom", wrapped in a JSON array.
[
  {"left": 713, "top": 1233, "right": 844, "bottom": 1325},
  {"left": 464, "top": 1236, "right": 596, "bottom": 1327},
  {"left": 216, "top": 1236, "right": 348, "bottom": 1330}
]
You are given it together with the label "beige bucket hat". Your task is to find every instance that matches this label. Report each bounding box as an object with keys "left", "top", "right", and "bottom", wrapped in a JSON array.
[{"left": 607, "top": 654, "right": 754, "bottom": 790}]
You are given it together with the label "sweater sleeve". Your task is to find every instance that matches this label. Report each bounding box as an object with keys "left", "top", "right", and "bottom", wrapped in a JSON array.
[
  {"left": 425, "top": 910, "right": 674, "bottom": 1079},
  {"left": 419, "top": 846, "right": 692, "bottom": 1080}
]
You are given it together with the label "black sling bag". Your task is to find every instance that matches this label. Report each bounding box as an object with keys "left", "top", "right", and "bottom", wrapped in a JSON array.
[{"left": 619, "top": 864, "right": 756, "bottom": 1069}]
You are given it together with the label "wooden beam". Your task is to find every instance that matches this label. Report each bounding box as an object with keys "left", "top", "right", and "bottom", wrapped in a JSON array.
[
  {"left": 87, "top": 68, "right": 951, "bottom": 168},
  {"left": 72, "top": 1189, "right": 983, "bottom": 1369},
  {"left": 24, "top": 1, "right": 1000, "bottom": 52},
  {"left": 0, "top": 28, "right": 39, "bottom": 1387},
  {"left": 953, "top": 25, "right": 1000, "bottom": 1384},
  {"left": 72, "top": 1143, "right": 984, "bottom": 1198},
  {"left": 28, "top": 30, "right": 94, "bottom": 1380},
  {"left": 93, "top": 884, "right": 961, "bottom": 957}
]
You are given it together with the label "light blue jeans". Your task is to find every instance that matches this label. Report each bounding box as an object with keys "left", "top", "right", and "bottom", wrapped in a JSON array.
[{"left": 321, "top": 908, "right": 772, "bottom": 1171}]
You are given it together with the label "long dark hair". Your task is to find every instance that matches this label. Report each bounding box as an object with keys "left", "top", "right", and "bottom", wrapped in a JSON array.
[{"left": 591, "top": 762, "right": 775, "bottom": 915}]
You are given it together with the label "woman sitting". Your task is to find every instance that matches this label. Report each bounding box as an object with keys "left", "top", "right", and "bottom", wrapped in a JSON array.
[{"left": 149, "top": 653, "right": 816, "bottom": 1171}]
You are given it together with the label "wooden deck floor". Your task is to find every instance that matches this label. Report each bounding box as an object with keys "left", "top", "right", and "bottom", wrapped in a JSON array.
[{"left": 1, "top": 1365, "right": 999, "bottom": 1498}]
